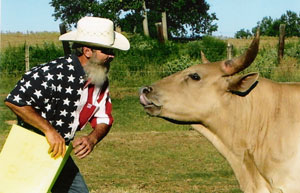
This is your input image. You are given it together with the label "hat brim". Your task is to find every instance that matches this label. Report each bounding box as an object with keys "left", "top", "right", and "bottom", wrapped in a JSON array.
[{"left": 59, "top": 30, "right": 130, "bottom": 51}]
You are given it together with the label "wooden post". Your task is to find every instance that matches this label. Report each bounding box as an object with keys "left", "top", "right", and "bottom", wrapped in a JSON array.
[
  {"left": 142, "top": 1, "right": 150, "bottom": 37},
  {"left": 59, "top": 24, "right": 71, "bottom": 56},
  {"left": 278, "top": 24, "right": 286, "bottom": 63},
  {"left": 162, "top": 11, "right": 168, "bottom": 41},
  {"left": 25, "top": 42, "right": 30, "bottom": 72},
  {"left": 155, "top": 22, "right": 164, "bottom": 43},
  {"left": 227, "top": 43, "right": 233, "bottom": 60}
]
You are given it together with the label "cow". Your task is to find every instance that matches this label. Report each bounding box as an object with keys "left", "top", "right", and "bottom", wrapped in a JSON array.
[{"left": 139, "top": 30, "right": 300, "bottom": 193}]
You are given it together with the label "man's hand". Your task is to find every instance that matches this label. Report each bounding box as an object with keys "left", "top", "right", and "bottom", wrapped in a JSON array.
[
  {"left": 4, "top": 102, "right": 66, "bottom": 159},
  {"left": 45, "top": 129, "right": 66, "bottom": 159},
  {"left": 73, "top": 136, "right": 96, "bottom": 159}
]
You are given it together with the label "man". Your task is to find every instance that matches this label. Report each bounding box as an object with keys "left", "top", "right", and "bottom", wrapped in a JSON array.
[{"left": 4, "top": 16, "right": 130, "bottom": 193}]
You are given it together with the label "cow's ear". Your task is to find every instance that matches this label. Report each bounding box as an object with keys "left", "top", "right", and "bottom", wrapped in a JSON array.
[{"left": 227, "top": 72, "right": 259, "bottom": 96}]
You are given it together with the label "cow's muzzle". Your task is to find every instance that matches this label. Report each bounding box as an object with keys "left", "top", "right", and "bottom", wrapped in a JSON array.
[{"left": 139, "top": 86, "right": 162, "bottom": 116}]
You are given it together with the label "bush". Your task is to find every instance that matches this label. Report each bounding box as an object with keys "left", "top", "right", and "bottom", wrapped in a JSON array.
[
  {"left": 0, "top": 43, "right": 63, "bottom": 73},
  {"left": 186, "top": 36, "right": 227, "bottom": 62},
  {"left": 162, "top": 55, "right": 201, "bottom": 76},
  {"left": 0, "top": 44, "right": 25, "bottom": 72}
]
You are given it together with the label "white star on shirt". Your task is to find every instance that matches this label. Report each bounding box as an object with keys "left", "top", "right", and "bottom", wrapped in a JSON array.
[
  {"left": 60, "top": 109, "right": 68, "bottom": 117},
  {"left": 80, "top": 77, "right": 85, "bottom": 84},
  {"left": 34, "top": 89, "right": 42, "bottom": 99},
  {"left": 45, "top": 73, "right": 54, "bottom": 81},
  {"left": 57, "top": 84, "right": 62, "bottom": 92},
  {"left": 41, "top": 81, "right": 48, "bottom": 89},
  {"left": 68, "top": 74, "right": 75, "bottom": 82},
  {"left": 71, "top": 111, "right": 76, "bottom": 117},
  {"left": 74, "top": 100, "right": 80, "bottom": 107},
  {"left": 57, "top": 63, "right": 63, "bottom": 69},
  {"left": 20, "top": 86, "right": 26, "bottom": 93},
  {"left": 64, "top": 132, "right": 72, "bottom": 140},
  {"left": 13, "top": 95, "right": 22, "bottom": 103},
  {"left": 32, "top": 72, "right": 39, "bottom": 80},
  {"left": 77, "top": 88, "right": 83, "bottom": 95},
  {"left": 51, "top": 84, "right": 56, "bottom": 91},
  {"left": 67, "top": 64, "right": 75, "bottom": 71},
  {"left": 63, "top": 98, "right": 70, "bottom": 106},
  {"left": 45, "top": 104, "right": 51, "bottom": 111},
  {"left": 24, "top": 81, "right": 32, "bottom": 89},
  {"left": 66, "top": 86, "right": 73, "bottom": 94},
  {"left": 56, "top": 119, "right": 64, "bottom": 126},
  {"left": 67, "top": 57, "right": 73, "bottom": 63},
  {"left": 41, "top": 112, "right": 46, "bottom": 118},
  {"left": 42, "top": 66, "right": 49, "bottom": 72},
  {"left": 44, "top": 98, "right": 50, "bottom": 104},
  {"left": 51, "top": 60, "right": 57, "bottom": 64},
  {"left": 57, "top": 72, "right": 64, "bottom": 80}
]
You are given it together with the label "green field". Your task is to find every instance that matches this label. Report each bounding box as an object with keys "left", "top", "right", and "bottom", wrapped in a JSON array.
[
  {"left": 0, "top": 32, "right": 299, "bottom": 192},
  {"left": 0, "top": 75, "right": 241, "bottom": 193}
]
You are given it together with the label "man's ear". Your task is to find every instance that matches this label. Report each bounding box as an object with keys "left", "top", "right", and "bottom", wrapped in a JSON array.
[
  {"left": 82, "top": 47, "right": 93, "bottom": 58},
  {"left": 227, "top": 72, "right": 259, "bottom": 96}
]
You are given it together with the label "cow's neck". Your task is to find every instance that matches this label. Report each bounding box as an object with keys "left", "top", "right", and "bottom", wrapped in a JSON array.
[
  {"left": 192, "top": 80, "right": 279, "bottom": 192},
  {"left": 192, "top": 124, "right": 272, "bottom": 192}
]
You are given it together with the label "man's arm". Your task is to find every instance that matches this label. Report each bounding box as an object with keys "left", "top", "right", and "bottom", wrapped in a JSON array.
[
  {"left": 4, "top": 101, "right": 66, "bottom": 158},
  {"left": 73, "top": 123, "right": 111, "bottom": 159}
]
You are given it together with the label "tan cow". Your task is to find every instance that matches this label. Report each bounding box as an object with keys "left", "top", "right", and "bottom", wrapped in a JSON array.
[{"left": 139, "top": 31, "right": 300, "bottom": 193}]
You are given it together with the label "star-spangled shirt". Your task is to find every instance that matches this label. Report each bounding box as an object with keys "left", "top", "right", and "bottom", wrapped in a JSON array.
[{"left": 5, "top": 54, "right": 113, "bottom": 142}]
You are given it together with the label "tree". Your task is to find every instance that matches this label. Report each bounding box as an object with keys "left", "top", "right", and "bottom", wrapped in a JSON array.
[
  {"left": 251, "top": 10, "right": 300, "bottom": 37},
  {"left": 146, "top": 0, "right": 218, "bottom": 37},
  {"left": 50, "top": 0, "right": 218, "bottom": 38},
  {"left": 235, "top": 29, "right": 252, "bottom": 39},
  {"left": 280, "top": 10, "right": 300, "bottom": 37}
]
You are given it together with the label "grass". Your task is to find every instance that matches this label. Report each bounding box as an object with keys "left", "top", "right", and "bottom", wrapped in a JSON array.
[
  {"left": 1, "top": 32, "right": 299, "bottom": 193},
  {"left": 0, "top": 74, "right": 242, "bottom": 192},
  {"left": 1, "top": 32, "right": 61, "bottom": 50}
]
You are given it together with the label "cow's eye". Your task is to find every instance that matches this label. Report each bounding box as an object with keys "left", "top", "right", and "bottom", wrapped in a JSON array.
[{"left": 189, "top": 73, "right": 201, "bottom": 80}]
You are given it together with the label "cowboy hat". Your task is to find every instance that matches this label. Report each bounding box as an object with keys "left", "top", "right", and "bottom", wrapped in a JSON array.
[{"left": 59, "top": 17, "right": 130, "bottom": 51}]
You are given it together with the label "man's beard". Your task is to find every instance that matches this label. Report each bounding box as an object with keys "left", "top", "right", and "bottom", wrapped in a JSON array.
[{"left": 83, "top": 55, "right": 110, "bottom": 87}]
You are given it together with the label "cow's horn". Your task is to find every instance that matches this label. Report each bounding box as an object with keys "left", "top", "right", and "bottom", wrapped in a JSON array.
[
  {"left": 222, "top": 29, "right": 260, "bottom": 75},
  {"left": 201, "top": 51, "right": 210, "bottom": 64}
]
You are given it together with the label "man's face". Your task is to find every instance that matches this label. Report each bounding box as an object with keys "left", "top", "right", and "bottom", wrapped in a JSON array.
[{"left": 83, "top": 48, "right": 115, "bottom": 87}]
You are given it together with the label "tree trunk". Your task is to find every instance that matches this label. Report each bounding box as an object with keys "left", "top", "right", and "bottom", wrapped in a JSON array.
[
  {"left": 142, "top": 1, "right": 149, "bottom": 37},
  {"left": 162, "top": 11, "right": 168, "bottom": 41}
]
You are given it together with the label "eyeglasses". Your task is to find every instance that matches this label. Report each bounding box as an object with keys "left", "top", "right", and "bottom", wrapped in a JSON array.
[{"left": 90, "top": 47, "right": 114, "bottom": 55}]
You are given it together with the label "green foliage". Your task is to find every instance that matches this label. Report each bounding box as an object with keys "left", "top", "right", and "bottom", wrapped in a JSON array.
[
  {"left": 50, "top": 0, "right": 218, "bottom": 38},
  {"left": 145, "top": 0, "right": 218, "bottom": 37},
  {"left": 252, "top": 10, "right": 300, "bottom": 37},
  {"left": 0, "top": 44, "right": 25, "bottom": 72},
  {"left": 163, "top": 55, "right": 200, "bottom": 76},
  {"left": 29, "top": 43, "right": 64, "bottom": 67},
  {"left": 0, "top": 43, "right": 63, "bottom": 72},
  {"left": 186, "top": 36, "right": 227, "bottom": 62},
  {"left": 285, "top": 40, "right": 300, "bottom": 60},
  {"left": 235, "top": 29, "right": 252, "bottom": 39}
]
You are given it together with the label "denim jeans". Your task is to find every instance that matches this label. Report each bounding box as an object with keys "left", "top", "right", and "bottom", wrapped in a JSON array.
[{"left": 51, "top": 157, "right": 89, "bottom": 193}]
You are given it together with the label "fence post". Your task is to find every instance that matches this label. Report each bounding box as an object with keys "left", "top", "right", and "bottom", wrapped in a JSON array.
[
  {"left": 25, "top": 42, "right": 30, "bottom": 72},
  {"left": 59, "top": 24, "right": 71, "bottom": 56},
  {"left": 162, "top": 11, "right": 168, "bottom": 41},
  {"left": 155, "top": 22, "right": 164, "bottom": 43},
  {"left": 227, "top": 43, "right": 233, "bottom": 60},
  {"left": 278, "top": 24, "right": 286, "bottom": 63}
]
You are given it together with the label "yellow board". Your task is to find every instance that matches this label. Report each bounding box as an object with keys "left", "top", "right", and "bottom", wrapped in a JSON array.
[{"left": 0, "top": 124, "right": 72, "bottom": 193}]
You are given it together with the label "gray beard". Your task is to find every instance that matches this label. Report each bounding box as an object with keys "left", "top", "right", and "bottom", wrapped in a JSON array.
[{"left": 83, "top": 57, "right": 108, "bottom": 87}]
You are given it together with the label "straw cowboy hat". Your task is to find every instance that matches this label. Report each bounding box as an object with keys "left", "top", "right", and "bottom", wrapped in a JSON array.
[{"left": 59, "top": 17, "right": 130, "bottom": 51}]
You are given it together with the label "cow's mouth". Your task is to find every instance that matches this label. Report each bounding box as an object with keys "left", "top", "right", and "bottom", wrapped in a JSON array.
[{"left": 139, "top": 93, "right": 162, "bottom": 116}]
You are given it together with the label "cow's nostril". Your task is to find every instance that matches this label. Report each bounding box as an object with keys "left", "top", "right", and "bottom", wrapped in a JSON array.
[{"left": 141, "top": 86, "right": 152, "bottom": 94}]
